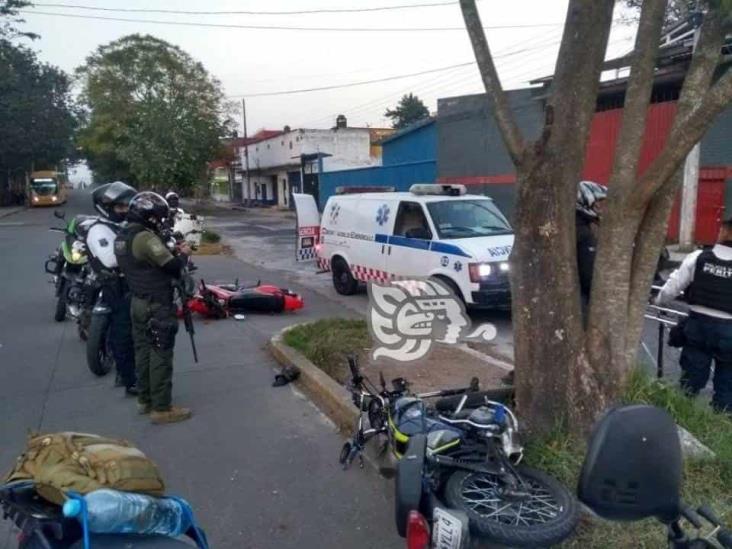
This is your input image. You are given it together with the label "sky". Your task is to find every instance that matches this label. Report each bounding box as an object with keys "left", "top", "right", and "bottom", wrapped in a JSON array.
[{"left": 20, "top": 0, "right": 639, "bottom": 134}]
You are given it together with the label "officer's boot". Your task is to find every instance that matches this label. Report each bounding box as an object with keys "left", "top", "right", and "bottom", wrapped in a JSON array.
[{"left": 150, "top": 406, "right": 192, "bottom": 424}]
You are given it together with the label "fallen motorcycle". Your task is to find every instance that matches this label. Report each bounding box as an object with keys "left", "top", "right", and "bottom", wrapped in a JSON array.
[
  {"left": 340, "top": 356, "right": 579, "bottom": 548},
  {"left": 186, "top": 279, "right": 304, "bottom": 318}
]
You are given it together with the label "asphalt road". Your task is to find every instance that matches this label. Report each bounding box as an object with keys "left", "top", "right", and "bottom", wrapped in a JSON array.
[{"left": 0, "top": 191, "right": 401, "bottom": 549}]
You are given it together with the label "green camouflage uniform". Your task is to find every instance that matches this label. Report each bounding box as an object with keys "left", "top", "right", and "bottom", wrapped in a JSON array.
[{"left": 115, "top": 226, "right": 178, "bottom": 412}]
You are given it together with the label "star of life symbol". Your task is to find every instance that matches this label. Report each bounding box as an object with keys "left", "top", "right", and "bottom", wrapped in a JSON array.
[
  {"left": 367, "top": 278, "right": 497, "bottom": 362},
  {"left": 376, "top": 204, "right": 390, "bottom": 226},
  {"left": 329, "top": 202, "right": 341, "bottom": 223}
]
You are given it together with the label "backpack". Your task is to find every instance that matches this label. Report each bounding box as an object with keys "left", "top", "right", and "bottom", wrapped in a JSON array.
[{"left": 4, "top": 432, "right": 165, "bottom": 504}]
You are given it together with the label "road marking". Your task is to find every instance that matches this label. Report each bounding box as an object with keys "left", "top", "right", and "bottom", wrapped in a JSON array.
[{"left": 0, "top": 222, "right": 26, "bottom": 227}]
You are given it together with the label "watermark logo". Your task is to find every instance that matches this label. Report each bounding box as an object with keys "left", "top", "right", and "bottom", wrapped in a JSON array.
[{"left": 367, "top": 278, "right": 497, "bottom": 362}]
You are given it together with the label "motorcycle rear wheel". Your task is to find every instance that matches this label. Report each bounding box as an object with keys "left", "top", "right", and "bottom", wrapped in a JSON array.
[
  {"left": 444, "top": 465, "right": 579, "bottom": 547},
  {"left": 86, "top": 314, "right": 114, "bottom": 376}
]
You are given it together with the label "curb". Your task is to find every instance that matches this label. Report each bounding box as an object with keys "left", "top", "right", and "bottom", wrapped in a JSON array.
[
  {"left": 0, "top": 207, "right": 24, "bottom": 220},
  {"left": 269, "top": 325, "right": 396, "bottom": 475}
]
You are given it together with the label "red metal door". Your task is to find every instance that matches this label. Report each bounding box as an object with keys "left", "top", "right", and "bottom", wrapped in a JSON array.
[{"left": 695, "top": 171, "right": 726, "bottom": 244}]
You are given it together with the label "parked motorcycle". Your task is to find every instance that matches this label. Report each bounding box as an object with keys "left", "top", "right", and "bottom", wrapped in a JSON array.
[
  {"left": 44, "top": 211, "right": 95, "bottom": 323},
  {"left": 0, "top": 482, "right": 206, "bottom": 548},
  {"left": 340, "top": 356, "right": 579, "bottom": 548}
]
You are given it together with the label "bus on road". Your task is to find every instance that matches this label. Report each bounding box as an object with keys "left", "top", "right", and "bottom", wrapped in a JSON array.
[{"left": 27, "top": 171, "right": 68, "bottom": 207}]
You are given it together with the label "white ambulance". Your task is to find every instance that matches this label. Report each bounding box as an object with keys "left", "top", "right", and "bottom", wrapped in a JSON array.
[{"left": 293, "top": 184, "right": 514, "bottom": 308}]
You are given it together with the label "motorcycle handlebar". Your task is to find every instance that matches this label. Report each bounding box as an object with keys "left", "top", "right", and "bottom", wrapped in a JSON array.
[{"left": 347, "top": 355, "right": 360, "bottom": 380}]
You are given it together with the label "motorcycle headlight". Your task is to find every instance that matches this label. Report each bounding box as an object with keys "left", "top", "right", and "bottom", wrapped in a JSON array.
[
  {"left": 32, "top": 196, "right": 39, "bottom": 202},
  {"left": 71, "top": 250, "right": 83, "bottom": 262},
  {"left": 51, "top": 196, "right": 57, "bottom": 202}
]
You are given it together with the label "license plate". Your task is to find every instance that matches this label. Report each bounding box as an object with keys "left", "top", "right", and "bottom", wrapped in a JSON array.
[{"left": 432, "top": 507, "right": 463, "bottom": 549}]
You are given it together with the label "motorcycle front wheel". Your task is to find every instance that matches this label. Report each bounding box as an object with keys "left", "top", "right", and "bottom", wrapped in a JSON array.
[
  {"left": 444, "top": 466, "right": 579, "bottom": 547},
  {"left": 54, "top": 279, "right": 67, "bottom": 322},
  {"left": 86, "top": 314, "right": 115, "bottom": 376}
]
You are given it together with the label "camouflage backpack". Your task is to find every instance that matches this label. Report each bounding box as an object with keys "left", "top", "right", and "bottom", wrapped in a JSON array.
[{"left": 4, "top": 432, "right": 165, "bottom": 504}]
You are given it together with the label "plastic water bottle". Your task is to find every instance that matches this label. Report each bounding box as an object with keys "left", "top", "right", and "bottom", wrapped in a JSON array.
[{"left": 62, "top": 489, "right": 192, "bottom": 536}]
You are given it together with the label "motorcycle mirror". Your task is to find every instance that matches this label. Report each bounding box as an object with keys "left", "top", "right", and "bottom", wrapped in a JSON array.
[
  {"left": 578, "top": 404, "right": 682, "bottom": 523},
  {"left": 379, "top": 371, "right": 387, "bottom": 391},
  {"left": 54, "top": 210, "right": 65, "bottom": 220},
  {"left": 469, "top": 377, "right": 480, "bottom": 392}
]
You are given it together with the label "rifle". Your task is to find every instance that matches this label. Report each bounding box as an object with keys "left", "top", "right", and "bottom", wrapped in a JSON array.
[{"left": 175, "top": 276, "right": 199, "bottom": 363}]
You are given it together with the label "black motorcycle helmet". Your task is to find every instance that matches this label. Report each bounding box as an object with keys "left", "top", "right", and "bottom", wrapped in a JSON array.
[
  {"left": 92, "top": 181, "right": 137, "bottom": 222},
  {"left": 165, "top": 191, "right": 180, "bottom": 210},
  {"left": 127, "top": 192, "right": 170, "bottom": 231}
]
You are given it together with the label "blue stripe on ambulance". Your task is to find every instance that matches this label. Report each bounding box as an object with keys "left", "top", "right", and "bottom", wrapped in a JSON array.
[{"left": 374, "top": 234, "right": 472, "bottom": 258}]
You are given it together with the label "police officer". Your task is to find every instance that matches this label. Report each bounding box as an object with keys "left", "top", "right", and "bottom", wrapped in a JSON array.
[
  {"left": 656, "top": 217, "right": 732, "bottom": 414},
  {"left": 576, "top": 180, "right": 608, "bottom": 301},
  {"left": 87, "top": 182, "right": 138, "bottom": 395},
  {"left": 114, "top": 192, "right": 193, "bottom": 424}
]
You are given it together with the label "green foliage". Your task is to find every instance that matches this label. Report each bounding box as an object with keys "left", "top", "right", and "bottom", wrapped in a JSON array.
[
  {"left": 384, "top": 93, "right": 430, "bottom": 130},
  {"left": 0, "top": 0, "right": 38, "bottom": 40},
  {"left": 525, "top": 369, "right": 732, "bottom": 547},
  {"left": 283, "top": 319, "right": 368, "bottom": 381},
  {"left": 76, "top": 34, "right": 234, "bottom": 189},
  {"left": 200, "top": 230, "right": 221, "bottom": 244},
  {"left": 0, "top": 40, "right": 77, "bottom": 172}
]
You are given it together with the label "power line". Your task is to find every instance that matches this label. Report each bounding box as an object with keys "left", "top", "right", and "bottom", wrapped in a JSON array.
[
  {"left": 23, "top": 10, "right": 564, "bottom": 32},
  {"left": 236, "top": 62, "right": 476, "bottom": 98},
  {"left": 33, "top": 1, "right": 462, "bottom": 16},
  {"left": 240, "top": 32, "right": 564, "bottom": 98}
]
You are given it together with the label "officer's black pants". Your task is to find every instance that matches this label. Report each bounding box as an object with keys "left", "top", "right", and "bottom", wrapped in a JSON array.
[
  {"left": 679, "top": 312, "right": 732, "bottom": 413},
  {"left": 107, "top": 287, "right": 136, "bottom": 387}
]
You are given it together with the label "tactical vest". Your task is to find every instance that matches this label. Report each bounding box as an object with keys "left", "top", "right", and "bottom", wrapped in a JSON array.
[
  {"left": 114, "top": 223, "right": 173, "bottom": 301},
  {"left": 687, "top": 248, "right": 732, "bottom": 314}
]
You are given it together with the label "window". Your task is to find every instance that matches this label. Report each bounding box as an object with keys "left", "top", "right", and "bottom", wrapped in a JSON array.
[
  {"left": 289, "top": 141, "right": 293, "bottom": 150},
  {"left": 393, "top": 202, "right": 432, "bottom": 239},
  {"left": 426, "top": 199, "right": 512, "bottom": 240}
]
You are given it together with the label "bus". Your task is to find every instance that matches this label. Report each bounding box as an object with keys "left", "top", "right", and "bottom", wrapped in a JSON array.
[{"left": 28, "top": 171, "right": 68, "bottom": 207}]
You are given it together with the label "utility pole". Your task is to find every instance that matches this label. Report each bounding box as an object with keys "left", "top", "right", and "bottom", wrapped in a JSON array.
[
  {"left": 242, "top": 98, "right": 251, "bottom": 201},
  {"left": 679, "top": 7, "right": 703, "bottom": 251}
]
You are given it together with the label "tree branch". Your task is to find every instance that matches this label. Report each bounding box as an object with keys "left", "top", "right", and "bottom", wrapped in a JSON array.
[
  {"left": 606, "top": 0, "right": 667, "bottom": 199},
  {"left": 459, "top": 0, "right": 525, "bottom": 165},
  {"left": 635, "top": 8, "right": 727, "bottom": 206}
]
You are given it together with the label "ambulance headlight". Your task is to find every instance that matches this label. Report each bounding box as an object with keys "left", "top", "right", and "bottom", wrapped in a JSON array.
[
  {"left": 500, "top": 262, "right": 510, "bottom": 272},
  {"left": 469, "top": 262, "right": 493, "bottom": 282},
  {"left": 51, "top": 196, "right": 57, "bottom": 202},
  {"left": 33, "top": 196, "right": 39, "bottom": 202}
]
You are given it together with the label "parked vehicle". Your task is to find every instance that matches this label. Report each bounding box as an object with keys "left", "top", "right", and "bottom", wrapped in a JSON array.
[
  {"left": 578, "top": 404, "right": 732, "bottom": 549},
  {"left": 293, "top": 184, "right": 514, "bottom": 308},
  {"left": 340, "top": 356, "right": 579, "bottom": 548},
  {"left": 44, "top": 211, "right": 94, "bottom": 322},
  {"left": 28, "top": 171, "right": 68, "bottom": 207}
]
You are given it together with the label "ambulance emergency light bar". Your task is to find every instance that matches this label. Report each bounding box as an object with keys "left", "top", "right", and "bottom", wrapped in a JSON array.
[
  {"left": 409, "top": 184, "right": 467, "bottom": 196},
  {"left": 334, "top": 186, "right": 395, "bottom": 195}
]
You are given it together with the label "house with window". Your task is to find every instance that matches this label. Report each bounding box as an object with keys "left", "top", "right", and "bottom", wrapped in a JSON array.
[{"left": 237, "top": 117, "right": 391, "bottom": 208}]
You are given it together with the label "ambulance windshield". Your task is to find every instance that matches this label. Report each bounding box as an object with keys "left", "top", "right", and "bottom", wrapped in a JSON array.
[{"left": 427, "top": 199, "right": 512, "bottom": 239}]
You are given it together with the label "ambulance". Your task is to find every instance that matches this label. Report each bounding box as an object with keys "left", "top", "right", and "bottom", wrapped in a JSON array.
[{"left": 293, "top": 184, "right": 514, "bottom": 308}]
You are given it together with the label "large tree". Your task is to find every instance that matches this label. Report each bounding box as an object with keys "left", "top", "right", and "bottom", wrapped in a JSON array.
[
  {"left": 460, "top": 0, "right": 732, "bottom": 434},
  {"left": 76, "top": 34, "right": 233, "bottom": 190},
  {"left": 0, "top": 0, "right": 38, "bottom": 40},
  {"left": 385, "top": 93, "right": 430, "bottom": 129},
  {"left": 0, "top": 40, "right": 77, "bottom": 180}
]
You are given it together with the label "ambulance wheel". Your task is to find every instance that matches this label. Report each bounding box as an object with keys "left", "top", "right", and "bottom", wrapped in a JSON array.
[
  {"left": 332, "top": 257, "right": 358, "bottom": 295},
  {"left": 432, "top": 276, "right": 464, "bottom": 304}
]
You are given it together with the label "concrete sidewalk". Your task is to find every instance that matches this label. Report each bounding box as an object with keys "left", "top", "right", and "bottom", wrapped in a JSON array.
[{"left": 0, "top": 206, "right": 24, "bottom": 220}]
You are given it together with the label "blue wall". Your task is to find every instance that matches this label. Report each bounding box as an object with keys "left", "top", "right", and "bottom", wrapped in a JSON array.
[
  {"left": 319, "top": 160, "right": 436, "bottom": 210},
  {"left": 382, "top": 120, "right": 436, "bottom": 166},
  {"left": 318, "top": 119, "right": 437, "bottom": 209}
]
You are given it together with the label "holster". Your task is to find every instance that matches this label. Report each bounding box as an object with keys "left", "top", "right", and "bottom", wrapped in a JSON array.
[{"left": 147, "top": 316, "right": 178, "bottom": 351}]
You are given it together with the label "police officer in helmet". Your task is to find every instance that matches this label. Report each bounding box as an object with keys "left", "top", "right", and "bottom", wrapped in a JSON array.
[
  {"left": 88, "top": 181, "right": 138, "bottom": 395},
  {"left": 656, "top": 216, "right": 732, "bottom": 414},
  {"left": 114, "top": 192, "right": 193, "bottom": 424}
]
